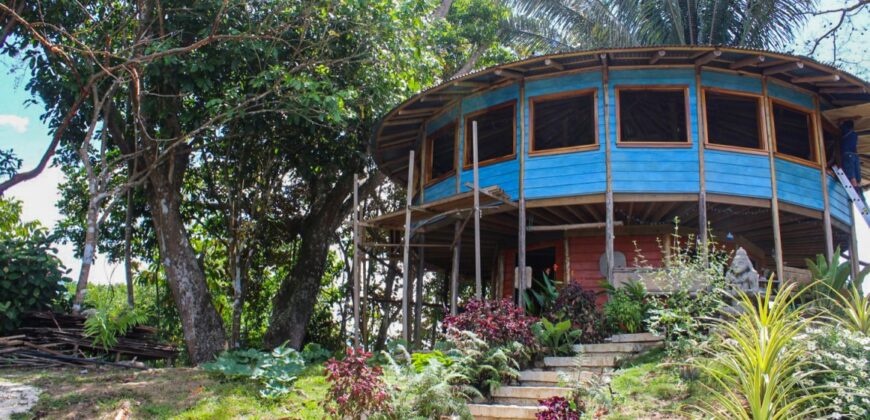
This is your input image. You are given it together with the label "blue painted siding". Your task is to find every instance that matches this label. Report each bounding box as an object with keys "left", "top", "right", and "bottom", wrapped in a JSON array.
[
  {"left": 828, "top": 175, "right": 851, "bottom": 224},
  {"left": 427, "top": 106, "right": 458, "bottom": 134},
  {"left": 608, "top": 69, "right": 700, "bottom": 193},
  {"left": 700, "top": 70, "right": 762, "bottom": 94},
  {"left": 459, "top": 160, "right": 521, "bottom": 199},
  {"left": 523, "top": 72, "right": 606, "bottom": 199},
  {"left": 775, "top": 158, "right": 823, "bottom": 210},
  {"left": 424, "top": 177, "right": 456, "bottom": 202},
  {"left": 768, "top": 82, "right": 814, "bottom": 109},
  {"left": 705, "top": 150, "right": 772, "bottom": 199}
]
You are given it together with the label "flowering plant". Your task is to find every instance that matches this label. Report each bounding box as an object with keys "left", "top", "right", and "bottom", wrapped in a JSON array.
[
  {"left": 443, "top": 299, "right": 537, "bottom": 346},
  {"left": 322, "top": 347, "right": 391, "bottom": 419},
  {"left": 797, "top": 326, "right": 870, "bottom": 419},
  {"left": 536, "top": 396, "right": 583, "bottom": 420}
]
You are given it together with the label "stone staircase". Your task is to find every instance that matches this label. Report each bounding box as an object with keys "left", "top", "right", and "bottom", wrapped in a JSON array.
[{"left": 467, "top": 333, "right": 663, "bottom": 419}]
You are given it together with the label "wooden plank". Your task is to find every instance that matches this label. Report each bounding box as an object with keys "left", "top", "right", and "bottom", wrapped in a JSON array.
[
  {"left": 602, "top": 62, "right": 615, "bottom": 283},
  {"left": 694, "top": 49, "right": 721, "bottom": 66},
  {"left": 649, "top": 50, "right": 666, "bottom": 65},
  {"left": 695, "top": 69, "right": 708, "bottom": 247},
  {"left": 792, "top": 74, "right": 840, "bottom": 84},
  {"left": 763, "top": 61, "right": 803, "bottom": 76},
  {"left": 518, "top": 80, "right": 527, "bottom": 312},
  {"left": 814, "top": 97, "right": 835, "bottom": 261},
  {"left": 762, "top": 78, "right": 785, "bottom": 282},
  {"left": 526, "top": 221, "right": 623, "bottom": 231},
  {"left": 472, "top": 120, "right": 482, "bottom": 299},
  {"left": 414, "top": 241, "right": 424, "bottom": 349},
  {"left": 527, "top": 194, "right": 605, "bottom": 207},
  {"left": 450, "top": 222, "right": 461, "bottom": 315},
  {"left": 729, "top": 55, "right": 765, "bottom": 70},
  {"left": 851, "top": 206, "right": 860, "bottom": 281},
  {"left": 402, "top": 150, "right": 415, "bottom": 342},
  {"left": 352, "top": 174, "right": 361, "bottom": 347}
]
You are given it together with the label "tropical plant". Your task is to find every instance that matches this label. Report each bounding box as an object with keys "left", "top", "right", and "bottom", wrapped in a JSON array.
[
  {"left": 806, "top": 248, "right": 869, "bottom": 300},
  {"left": 83, "top": 307, "right": 147, "bottom": 350},
  {"left": 549, "top": 283, "right": 606, "bottom": 343},
  {"left": 536, "top": 395, "right": 584, "bottom": 420},
  {"left": 202, "top": 344, "right": 306, "bottom": 399},
  {"left": 384, "top": 346, "right": 476, "bottom": 419},
  {"left": 443, "top": 299, "right": 537, "bottom": 346},
  {"left": 532, "top": 318, "right": 581, "bottom": 356},
  {"left": 602, "top": 281, "right": 648, "bottom": 334},
  {"left": 322, "top": 348, "right": 391, "bottom": 419},
  {"left": 796, "top": 326, "right": 870, "bottom": 418},
  {"left": 447, "top": 329, "right": 526, "bottom": 397},
  {"left": 524, "top": 272, "right": 559, "bottom": 316},
  {"left": 411, "top": 350, "right": 453, "bottom": 373},
  {"left": 300, "top": 342, "right": 332, "bottom": 365},
  {"left": 825, "top": 284, "right": 870, "bottom": 336},
  {"left": 694, "top": 281, "right": 829, "bottom": 419}
]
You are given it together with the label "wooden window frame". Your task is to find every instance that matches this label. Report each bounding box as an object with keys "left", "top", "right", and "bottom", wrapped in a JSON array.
[
  {"left": 769, "top": 99, "right": 820, "bottom": 167},
  {"left": 529, "top": 89, "right": 599, "bottom": 156},
  {"left": 462, "top": 100, "right": 518, "bottom": 170},
  {"left": 424, "top": 120, "right": 459, "bottom": 186},
  {"left": 702, "top": 87, "right": 768, "bottom": 156},
  {"left": 615, "top": 85, "right": 692, "bottom": 148}
]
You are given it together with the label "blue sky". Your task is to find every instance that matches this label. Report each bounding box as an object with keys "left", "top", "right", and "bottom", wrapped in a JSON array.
[{"left": 1, "top": 2, "right": 868, "bottom": 284}]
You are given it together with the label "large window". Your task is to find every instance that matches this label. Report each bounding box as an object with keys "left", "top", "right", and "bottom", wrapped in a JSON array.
[
  {"left": 426, "top": 122, "right": 456, "bottom": 183},
  {"left": 772, "top": 101, "right": 816, "bottom": 163},
  {"left": 704, "top": 90, "right": 763, "bottom": 150},
  {"left": 531, "top": 91, "right": 597, "bottom": 154},
  {"left": 464, "top": 100, "right": 516, "bottom": 167},
  {"left": 617, "top": 87, "right": 689, "bottom": 144}
]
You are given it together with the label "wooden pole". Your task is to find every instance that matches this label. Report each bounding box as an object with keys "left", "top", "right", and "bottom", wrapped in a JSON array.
[
  {"left": 813, "top": 96, "right": 835, "bottom": 262},
  {"left": 518, "top": 81, "right": 527, "bottom": 312},
  {"left": 472, "top": 120, "right": 482, "bottom": 298},
  {"left": 695, "top": 69, "right": 709, "bottom": 250},
  {"left": 402, "top": 150, "right": 415, "bottom": 342},
  {"left": 762, "top": 78, "right": 785, "bottom": 282},
  {"left": 450, "top": 221, "right": 461, "bottom": 315},
  {"left": 352, "top": 174, "right": 361, "bottom": 347},
  {"left": 414, "top": 240, "right": 424, "bottom": 348},
  {"left": 602, "top": 55, "right": 615, "bottom": 282},
  {"left": 850, "top": 205, "right": 860, "bottom": 281}
]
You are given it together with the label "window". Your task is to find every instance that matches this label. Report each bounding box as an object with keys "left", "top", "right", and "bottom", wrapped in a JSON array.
[
  {"left": 464, "top": 100, "right": 516, "bottom": 167},
  {"left": 772, "top": 102, "right": 816, "bottom": 163},
  {"left": 704, "top": 90, "right": 763, "bottom": 150},
  {"left": 822, "top": 123, "right": 839, "bottom": 166},
  {"left": 531, "top": 91, "right": 597, "bottom": 153},
  {"left": 426, "top": 122, "right": 456, "bottom": 183},
  {"left": 617, "top": 87, "right": 689, "bottom": 144}
]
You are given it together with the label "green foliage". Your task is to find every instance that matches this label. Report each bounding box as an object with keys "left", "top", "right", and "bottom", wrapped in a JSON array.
[
  {"left": 0, "top": 197, "right": 68, "bottom": 333},
  {"left": 410, "top": 350, "right": 453, "bottom": 373},
  {"left": 202, "top": 344, "right": 306, "bottom": 399},
  {"left": 524, "top": 272, "right": 559, "bottom": 316},
  {"left": 824, "top": 284, "right": 870, "bottom": 336},
  {"left": 446, "top": 329, "right": 526, "bottom": 398},
  {"left": 301, "top": 343, "right": 332, "bottom": 365},
  {"left": 602, "top": 281, "right": 648, "bottom": 334},
  {"left": 548, "top": 283, "right": 606, "bottom": 343},
  {"left": 694, "top": 282, "right": 829, "bottom": 419},
  {"left": 532, "top": 318, "right": 581, "bottom": 356},
  {"left": 806, "top": 247, "right": 869, "bottom": 300},
  {"left": 383, "top": 346, "right": 475, "bottom": 419},
  {"left": 83, "top": 307, "right": 147, "bottom": 350},
  {"left": 796, "top": 325, "right": 870, "bottom": 418}
]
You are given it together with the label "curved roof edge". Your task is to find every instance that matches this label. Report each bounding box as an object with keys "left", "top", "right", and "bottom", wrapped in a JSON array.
[{"left": 372, "top": 45, "right": 870, "bottom": 184}]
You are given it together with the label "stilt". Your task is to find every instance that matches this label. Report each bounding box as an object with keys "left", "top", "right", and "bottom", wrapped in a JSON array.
[
  {"left": 352, "top": 174, "right": 361, "bottom": 347},
  {"left": 850, "top": 205, "right": 861, "bottom": 281},
  {"left": 695, "top": 70, "right": 708, "bottom": 250},
  {"left": 602, "top": 56, "right": 615, "bottom": 282},
  {"left": 414, "top": 242, "right": 424, "bottom": 348},
  {"left": 402, "top": 150, "right": 415, "bottom": 342},
  {"left": 762, "top": 78, "right": 785, "bottom": 282},
  {"left": 472, "top": 120, "right": 482, "bottom": 298},
  {"left": 517, "top": 81, "right": 527, "bottom": 312},
  {"left": 814, "top": 97, "right": 835, "bottom": 262},
  {"left": 450, "top": 221, "right": 461, "bottom": 315}
]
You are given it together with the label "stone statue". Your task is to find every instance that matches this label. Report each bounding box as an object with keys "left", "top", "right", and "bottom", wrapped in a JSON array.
[{"left": 726, "top": 247, "right": 760, "bottom": 293}]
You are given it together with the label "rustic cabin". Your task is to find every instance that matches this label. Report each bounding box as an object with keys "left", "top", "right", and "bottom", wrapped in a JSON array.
[{"left": 352, "top": 46, "right": 870, "bottom": 341}]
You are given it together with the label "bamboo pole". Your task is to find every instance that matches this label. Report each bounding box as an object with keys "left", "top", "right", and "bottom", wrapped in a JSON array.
[
  {"left": 518, "top": 80, "right": 527, "bottom": 312},
  {"left": 450, "top": 221, "right": 461, "bottom": 315},
  {"left": 695, "top": 69, "right": 708, "bottom": 249},
  {"left": 761, "top": 78, "right": 785, "bottom": 282},
  {"left": 402, "top": 150, "right": 415, "bottom": 342},
  {"left": 602, "top": 55, "right": 615, "bottom": 282},
  {"left": 414, "top": 240, "right": 424, "bottom": 348},
  {"left": 472, "top": 120, "right": 482, "bottom": 298},
  {"left": 813, "top": 96, "right": 835, "bottom": 262},
  {"left": 850, "top": 205, "right": 860, "bottom": 281},
  {"left": 352, "top": 174, "right": 361, "bottom": 347}
]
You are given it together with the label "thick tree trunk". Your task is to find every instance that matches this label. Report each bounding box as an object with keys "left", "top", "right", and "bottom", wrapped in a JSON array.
[
  {"left": 146, "top": 157, "right": 227, "bottom": 364},
  {"left": 72, "top": 199, "right": 99, "bottom": 314}
]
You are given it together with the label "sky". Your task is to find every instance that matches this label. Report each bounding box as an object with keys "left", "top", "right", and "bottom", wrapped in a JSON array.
[{"left": 1, "top": 2, "right": 868, "bottom": 285}]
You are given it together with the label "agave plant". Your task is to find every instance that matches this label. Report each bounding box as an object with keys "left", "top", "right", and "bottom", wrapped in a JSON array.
[
  {"left": 805, "top": 247, "right": 869, "bottom": 299},
  {"left": 825, "top": 284, "right": 870, "bottom": 336},
  {"left": 694, "top": 281, "right": 831, "bottom": 419}
]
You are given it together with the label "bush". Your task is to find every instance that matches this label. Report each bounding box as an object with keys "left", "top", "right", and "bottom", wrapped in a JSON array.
[
  {"left": 301, "top": 342, "right": 332, "bottom": 365},
  {"left": 536, "top": 396, "right": 583, "bottom": 420},
  {"left": 410, "top": 350, "right": 452, "bottom": 373},
  {"left": 385, "top": 346, "right": 475, "bottom": 419},
  {"left": 602, "top": 281, "right": 648, "bottom": 334},
  {"left": 323, "top": 348, "right": 391, "bottom": 419},
  {"left": 548, "top": 283, "right": 605, "bottom": 343},
  {"left": 532, "top": 318, "right": 580, "bottom": 356},
  {"left": 202, "top": 344, "right": 306, "bottom": 399},
  {"left": 443, "top": 299, "right": 537, "bottom": 346},
  {"left": 797, "top": 326, "right": 870, "bottom": 418},
  {"left": 0, "top": 198, "right": 68, "bottom": 333},
  {"left": 448, "top": 329, "right": 526, "bottom": 397}
]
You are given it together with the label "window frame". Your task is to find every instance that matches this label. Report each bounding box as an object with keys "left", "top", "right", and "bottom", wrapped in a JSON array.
[
  {"left": 769, "top": 99, "right": 819, "bottom": 167},
  {"left": 701, "top": 87, "right": 767, "bottom": 155},
  {"left": 462, "top": 100, "right": 518, "bottom": 170},
  {"left": 424, "top": 120, "right": 459, "bottom": 186},
  {"left": 615, "top": 85, "right": 692, "bottom": 147},
  {"left": 529, "top": 89, "right": 600, "bottom": 156}
]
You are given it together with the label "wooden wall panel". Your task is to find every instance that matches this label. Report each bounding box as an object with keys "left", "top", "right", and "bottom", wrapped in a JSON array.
[
  {"left": 701, "top": 70, "right": 762, "bottom": 94},
  {"left": 827, "top": 175, "right": 851, "bottom": 224},
  {"left": 705, "top": 149, "right": 773, "bottom": 199},
  {"left": 775, "top": 158, "right": 824, "bottom": 211},
  {"left": 424, "top": 177, "right": 457, "bottom": 202},
  {"left": 767, "top": 81, "right": 814, "bottom": 110},
  {"left": 427, "top": 106, "right": 459, "bottom": 134}
]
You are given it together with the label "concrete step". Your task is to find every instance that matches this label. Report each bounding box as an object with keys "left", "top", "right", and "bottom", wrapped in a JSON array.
[
  {"left": 468, "top": 403, "right": 543, "bottom": 419},
  {"left": 491, "top": 386, "right": 572, "bottom": 406},
  {"left": 518, "top": 369, "right": 598, "bottom": 386},
  {"left": 544, "top": 355, "right": 618, "bottom": 368},
  {"left": 607, "top": 332, "right": 663, "bottom": 343},
  {"left": 573, "top": 342, "right": 644, "bottom": 354}
]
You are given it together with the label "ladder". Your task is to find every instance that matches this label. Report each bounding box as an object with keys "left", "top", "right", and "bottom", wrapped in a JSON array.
[{"left": 832, "top": 165, "right": 870, "bottom": 225}]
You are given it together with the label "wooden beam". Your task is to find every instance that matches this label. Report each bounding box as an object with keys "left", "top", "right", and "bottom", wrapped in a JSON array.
[
  {"left": 472, "top": 120, "right": 482, "bottom": 299},
  {"left": 695, "top": 69, "right": 709, "bottom": 247},
  {"left": 352, "top": 174, "right": 361, "bottom": 347},
  {"left": 791, "top": 74, "right": 840, "bottom": 84},
  {"left": 820, "top": 87, "right": 867, "bottom": 94},
  {"left": 602, "top": 62, "right": 614, "bottom": 283},
  {"left": 382, "top": 118, "right": 425, "bottom": 126},
  {"left": 517, "top": 80, "right": 527, "bottom": 313},
  {"left": 526, "top": 221, "right": 623, "bottom": 232},
  {"left": 544, "top": 58, "right": 564, "bottom": 71},
  {"left": 599, "top": 53, "right": 608, "bottom": 67},
  {"left": 401, "top": 150, "right": 414, "bottom": 342},
  {"left": 463, "top": 182, "right": 517, "bottom": 207},
  {"left": 762, "top": 78, "right": 785, "bottom": 282},
  {"left": 414, "top": 240, "right": 424, "bottom": 348},
  {"left": 420, "top": 95, "right": 459, "bottom": 103},
  {"left": 851, "top": 205, "right": 860, "bottom": 281},
  {"left": 494, "top": 68, "right": 524, "bottom": 79},
  {"left": 729, "top": 55, "right": 765, "bottom": 70},
  {"left": 649, "top": 50, "right": 666, "bottom": 65},
  {"left": 763, "top": 61, "right": 804, "bottom": 76},
  {"left": 694, "top": 49, "right": 722, "bottom": 66},
  {"left": 362, "top": 242, "right": 452, "bottom": 248},
  {"left": 450, "top": 222, "right": 461, "bottom": 315},
  {"left": 398, "top": 107, "right": 444, "bottom": 116}
]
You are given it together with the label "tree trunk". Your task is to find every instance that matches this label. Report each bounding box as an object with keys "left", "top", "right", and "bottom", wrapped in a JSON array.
[
  {"left": 124, "top": 187, "right": 135, "bottom": 308},
  {"left": 146, "top": 159, "right": 227, "bottom": 364},
  {"left": 72, "top": 199, "right": 99, "bottom": 314},
  {"left": 374, "top": 253, "right": 398, "bottom": 351}
]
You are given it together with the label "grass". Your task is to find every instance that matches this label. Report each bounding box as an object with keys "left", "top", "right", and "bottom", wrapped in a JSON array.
[{"left": 1, "top": 365, "right": 328, "bottom": 419}]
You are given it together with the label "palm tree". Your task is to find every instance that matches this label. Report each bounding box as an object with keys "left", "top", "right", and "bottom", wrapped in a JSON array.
[{"left": 504, "top": 0, "right": 816, "bottom": 54}]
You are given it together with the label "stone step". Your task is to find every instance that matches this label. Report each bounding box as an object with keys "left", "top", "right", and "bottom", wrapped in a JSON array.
[
  {"left": 606, "top": 332, "right": 663, "bottom": 343},
  {"left": 518, "top": 369, "right": 598, "bottom": 386},
  {"left": 544, "top": 355, "right": 618, "bottom": 368},
  {"left": 573, "top": 342, "right": 644, "bottom": 354},
  {"left": 491, "top": 386, "right": 572, "bottom": 406},
  {"left": 468, "top": 403, "right": 542, "bottom": 419}
]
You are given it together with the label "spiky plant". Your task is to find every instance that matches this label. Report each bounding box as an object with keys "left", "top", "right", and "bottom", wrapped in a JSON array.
[{"left": 825, "top": 284, "right": 870, "bottom": 336}]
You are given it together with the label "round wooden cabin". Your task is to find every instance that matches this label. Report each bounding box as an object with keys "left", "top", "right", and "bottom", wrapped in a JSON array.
[{"left": 365, "top": 46, "right": 870, "bottom": 311}]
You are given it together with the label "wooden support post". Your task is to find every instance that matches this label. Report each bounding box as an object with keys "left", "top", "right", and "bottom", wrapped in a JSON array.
[
  {"left": 850, "top": 205, "right": 861, "bottom": 281},
  {"left": 352, "top": 174, "right": 361, "bottom": 347},
  {"left": 472, "top": 120, "right": 482, "bottom": 298},
  {"left": 402, "top": 150, "right": 415, "bottom": 342},
  {"left": 814, "top": 97, "right": 835, "bottom": 262},
  {"left": 695, "top": 69, "right": 709, "bottom": 253},
  {"left": 602, "top": 59, "right": 615, "bottom": 282},
  {"left": 518, "top": 80, "right": 527, "bottom": 311},
  {"left": 414, "top": 241, "right": 424, "bottom": 348},
  {"left": 762, "top": 78, "right": 785, "bottom": 282},
  {"left": 450, "top": 221, "right": 461, "bottom": 315}
]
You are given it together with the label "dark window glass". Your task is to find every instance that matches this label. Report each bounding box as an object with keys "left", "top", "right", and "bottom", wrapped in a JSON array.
[
  {"left": 465, "top": 101, "right": 515, "bottom": 165},
  {"left": 823, "top": 126, "right": 839, "bottom": 166},
  {"left": 427, "top": 123, "right": 456, "bottom": 181},
  {"left": 532, "top": 93, "right": 596, "bottom": 152},
  {"left": 618, "top": 89, "right": 688, "bottom": 142},
  {"left": 772, "top": 103, "right": 814, "bottom": 161},
  {"left": 705, "top": 91, "right": 761, "bottom": 149}
]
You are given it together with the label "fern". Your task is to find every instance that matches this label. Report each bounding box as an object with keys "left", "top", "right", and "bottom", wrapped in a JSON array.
[{"left": 83, "top": 307, "right": 146, "bottom": 350}]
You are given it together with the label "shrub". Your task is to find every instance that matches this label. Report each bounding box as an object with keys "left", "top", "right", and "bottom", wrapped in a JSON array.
[
  {"left": 602, "top": 281, "right": 648, "bottom": 334},
  {"left": 536, "top": 396, "right": 583, "bottom": 420},
  {"left": 385, "top": 346, "right": 475, "bottom": 419},
  {"left": 825, "top": 284, "right": 870, "bottom": 335},
  {"left": 301, "top": 342, "right": 332, "bottom": 365},
  {"left": 524, "top": 272, "right": 559, "bottom": 316},
  {"left": 797, "top": 326, "right": 870, "bottom": 418},
  {"left": 447, "top": 329, "right": 526, "bottom": 397},
  {"left": 323, "top": 347, "right": 390, "bottom": 419},
  {"left": 202, "top": 344, "right": 306, "bottom": 399},
  {"left": 549, "top": 283, "right": 605, "bottom": 343},
  {"left": 443, "top": 299, "right": 537, "bottom": 346},
  {"left": 83, "top": 307, "right": 147, "bottom": 350},
  {"left": 410, "top": 350, "right": 452, "bottom": 373},
  {"left": 532, "top": 318, "right": 580, "bottom": 356}
]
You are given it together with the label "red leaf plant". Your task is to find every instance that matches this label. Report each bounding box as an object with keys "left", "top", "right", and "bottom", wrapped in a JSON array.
[
  {"left": 322, "top": 347, "right": 391, "bottom": 419},
  {"left": 536, "top": 396, "right": 583, "bottom": 420},
  {"left": 443, "top": 299, "right": 537, "bottom": 346}
]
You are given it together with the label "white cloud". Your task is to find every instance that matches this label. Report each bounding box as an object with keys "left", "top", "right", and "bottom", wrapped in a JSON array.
[{"left": 0, "top": 114, "right": 29, "bottom": 133}]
